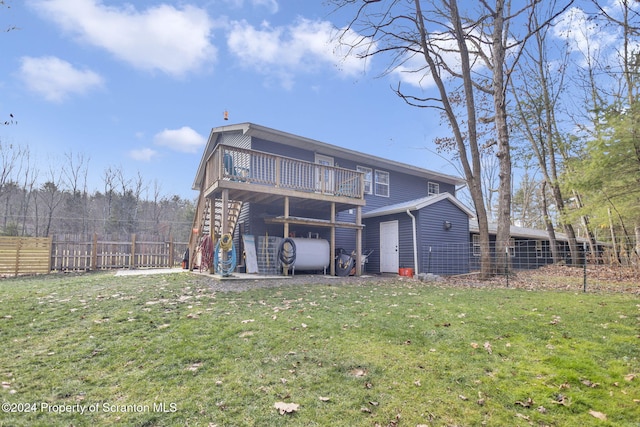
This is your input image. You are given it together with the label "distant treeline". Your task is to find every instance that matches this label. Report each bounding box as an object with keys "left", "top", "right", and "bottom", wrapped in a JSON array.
[{"left": 0, "top": 144, "right": 194, "bottom": 241}]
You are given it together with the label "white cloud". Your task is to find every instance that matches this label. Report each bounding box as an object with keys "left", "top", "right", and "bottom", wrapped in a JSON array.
[
  {"left": 153, "top": 126, "right": 206, "bottom": 153},
  {"left": 552, "top": 7, "right": 618, "bottom": 65},
  {"left": 227, "top": 18, "right": 371, "bottom": 88},
  {"left": 129, "top": 148, "right": 158, "bottom": 162},
  {"left": 390, "top": 34, "right": 488, "bottom": 90},
  {"left": 29, "top": 0, "right": 216, "bottom": 77},
  {"left": 19, "top": 56, "right": 104, "bottom": 102}
]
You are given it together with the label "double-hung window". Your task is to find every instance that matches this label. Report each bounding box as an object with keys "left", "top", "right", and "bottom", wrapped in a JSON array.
[
  {"left": 374, "top": 170, "right": 389, "bottom": 197},
  {"left": 428, "top": 182, "right": 440, "bottom": 196},
  {"left": 472, "top": 235, "right": 481, "bottom": 256}
]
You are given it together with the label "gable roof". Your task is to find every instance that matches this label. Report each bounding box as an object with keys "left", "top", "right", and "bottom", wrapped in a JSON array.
[
  {"left": 362, "top": 193, "right": 475, "bottom": 219},
  {"left": 193, "top": 122, "right": 465, "bottom": 189}
]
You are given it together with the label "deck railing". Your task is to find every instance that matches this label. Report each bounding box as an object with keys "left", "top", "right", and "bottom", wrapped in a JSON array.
[{"left": 205, "top": 145, "right": 364, "bottom": 199}]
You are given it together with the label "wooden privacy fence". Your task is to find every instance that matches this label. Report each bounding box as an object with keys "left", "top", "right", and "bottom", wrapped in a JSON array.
[
  {"left": 0, "top": 236, "right": 52, "bottom": 276},
  {"left": 50, "top": 234, "right": 188, "bottom": 271},
  {"left": 0, "top": 235, "right": 187, "bottom": 275}
]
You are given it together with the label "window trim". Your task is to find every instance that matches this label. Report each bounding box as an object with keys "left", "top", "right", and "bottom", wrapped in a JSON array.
[
  {"left": 472, "top": 235, "right": 481, "bottom": 257},
  {"left": 535, "top": 240, "right": 543, "bottom": 258},
  {"left": 374, "top": 169, "right": 390, "bottom": 197},
  {"left": 508, "top": 238, "right": 516, "bottom": 258},
  {"left": 428, "top": 181, "right": 440, "bottom": 196},
  {"left": 357, "top": 166, "right": 373, "bottom": 195}
]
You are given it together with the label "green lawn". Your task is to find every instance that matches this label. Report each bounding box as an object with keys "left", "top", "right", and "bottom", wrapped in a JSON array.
[{"left": 0, "top": 272, "right": 638, "bottom": 426}]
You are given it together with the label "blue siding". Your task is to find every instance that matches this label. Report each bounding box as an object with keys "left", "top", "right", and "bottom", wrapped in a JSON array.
[
  {"left": 417, "top": 199, "right": 470, "bottom": 275},
  {"left": 362, "top": 213, "right": 416, "bottom": 274},
  {"left": 251, "top": 138, "right": 314, "bottom": 162}
]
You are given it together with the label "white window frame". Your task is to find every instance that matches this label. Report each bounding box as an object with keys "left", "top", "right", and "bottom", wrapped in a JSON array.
[
  {"left": 314, "top": 154, "right": 334, "bottom": 194},
  {"left": 357, "top": 166, "right": 373, "bottom": 195},
  {"left": 472, "top": 235, "right": 481, "bottom": 257},
  {"left": 508, "top": 238, "right": 516, "bottom": 258},
  {"left": 428, "top": 181, "right": 440, "bottom": 196},
  {"left": 374, "top": 170, "right": 390, "bottom": 197},
  {"left": 535, "top": 240, "right": 543, "bottom": 258}
]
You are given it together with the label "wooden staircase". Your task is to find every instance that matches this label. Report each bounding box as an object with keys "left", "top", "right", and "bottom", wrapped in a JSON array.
[
  {"left": 211, "top": 198, "right": 243, "bottom": 238},
  {"left": 188, "top": 193, "right": 243, "bottom": 270}
]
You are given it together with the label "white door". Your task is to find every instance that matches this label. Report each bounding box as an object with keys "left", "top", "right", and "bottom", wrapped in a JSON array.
[
  {"left": 380, "top": 220, "right": 399, "bottom": 273},
  {"left": 315, "top": 154, "right": 334, "bottom": 194}
]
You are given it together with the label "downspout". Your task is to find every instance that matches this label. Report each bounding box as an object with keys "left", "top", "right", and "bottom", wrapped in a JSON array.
[{"left": 406, "top": 209, "right": 419, "bottom": 275}]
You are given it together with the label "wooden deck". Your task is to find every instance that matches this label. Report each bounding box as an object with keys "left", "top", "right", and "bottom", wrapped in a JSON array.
[{"left": 202, "top": 145, "right": 365, "bottom": 211}]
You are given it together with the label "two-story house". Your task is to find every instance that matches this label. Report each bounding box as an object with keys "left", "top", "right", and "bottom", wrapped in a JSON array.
[{"left": 189, "top": 122, "right": 473, "bottom": 276}]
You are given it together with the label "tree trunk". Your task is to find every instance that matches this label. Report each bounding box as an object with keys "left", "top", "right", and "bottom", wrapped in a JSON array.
[
  {"left": 541, "top": 181, "right": 560, "bottom": 262},
  {"left": 492, "top": 0, "right": 512, "bottom": 275}
]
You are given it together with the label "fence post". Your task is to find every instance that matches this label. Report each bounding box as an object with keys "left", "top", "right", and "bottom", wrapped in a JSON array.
[
  {"left": 168, "top": 235, "right": 174, "bottom": 268},
  {"left": 505, "top": 247, "right": 509, "bottom": 288},
  {"left": 14, "top": 238, "right": 21, "bottom": 277},
  {"left": 46, "top": 236, "right": 53, "bottom": 273},
  {"left": 130, "top": 233, "right": 136, "bottom": 269},
  {"left": 91, "top": 233, "right": 98, "bottom": 270}
]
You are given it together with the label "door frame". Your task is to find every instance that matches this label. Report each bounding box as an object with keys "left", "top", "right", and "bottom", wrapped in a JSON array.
[
  {"left": 314, "top": 154, "right": 334, "bottom": 194},
  {"left": 379, "top": 220, "right": 399, "bottom": 273}
]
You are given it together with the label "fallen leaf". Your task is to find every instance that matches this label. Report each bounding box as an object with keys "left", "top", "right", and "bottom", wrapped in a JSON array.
[
  {"left": 470, "top": 342, "right": 479, "bottom": 349},
  {"left": 484, "top": 342, "right": 492, "bottom": 354},
  {"left": 581, "top": 379, "right": 599, "bottom": 388},
  {"left": 186, "top": 362, "right": 202, "bottom": 372},
  {"left": 319, "top": 396, "right": 330, "bottom": 402},
  {"left": 458, "top": 395, "right": 468, "bottom": 401},
  {"left": 414, "top": 380, "right": 421, "bottom": 386},
  {"left": 274, "top": 402, "right": 299, "bottom": 415},
  {"left": 588, "top": 409, "right": 607, "bottom": 420},
  {"left": 515, "top": 397, "right": 533, "bottom": 408},
  {"left": 624, "top": 373, "right": 636, "bottom": 381},
  {"left": 350, "top": 368, "right": 367, "bottom": 377},
  {"left": 552, "top": 394, "right": 570, "bottom": 406},
  {"left": 241, "top": 319, "right": 255, "bottom": 324}
]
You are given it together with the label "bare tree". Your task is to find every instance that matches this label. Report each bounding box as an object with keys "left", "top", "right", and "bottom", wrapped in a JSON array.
[
  {"left": 37, "top": 158, "right": 66, "bottom": 237},
  {"left": 331, "top": 0, "right": 572, "bottom": 277},
  {"left": 59, "top": 151, "right": 90, "bottom": 235},
  {"left": 510, "top": 6, "right": 588, "bottom": 264}
]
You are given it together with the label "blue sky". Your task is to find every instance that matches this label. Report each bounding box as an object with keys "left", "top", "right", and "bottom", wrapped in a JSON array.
[
  {"left": 0, "top": 0, "right": 614, "bottom": 201},
  {"left": 1, "top": 0, "right": 452, "bottom": 200}
]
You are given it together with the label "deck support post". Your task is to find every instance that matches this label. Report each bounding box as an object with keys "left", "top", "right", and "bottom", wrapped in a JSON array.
[
  {"left": 283, "top": 196, "right": 290, "bottom": 276},
  {"left": 356, "top": 206, "right": 362, "bottom": 276},
  {"left": 330, "top": 202, "right": 336, "bottom": 276}
]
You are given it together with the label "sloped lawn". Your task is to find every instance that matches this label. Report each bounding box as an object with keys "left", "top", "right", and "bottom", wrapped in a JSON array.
[{"left": 0, "top": 272, "right": 638, "bottom": 426}]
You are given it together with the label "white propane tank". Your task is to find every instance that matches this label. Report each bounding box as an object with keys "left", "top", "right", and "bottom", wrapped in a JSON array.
[{"left": 290, "top": 238, "right": 330, "bottom": 271}]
